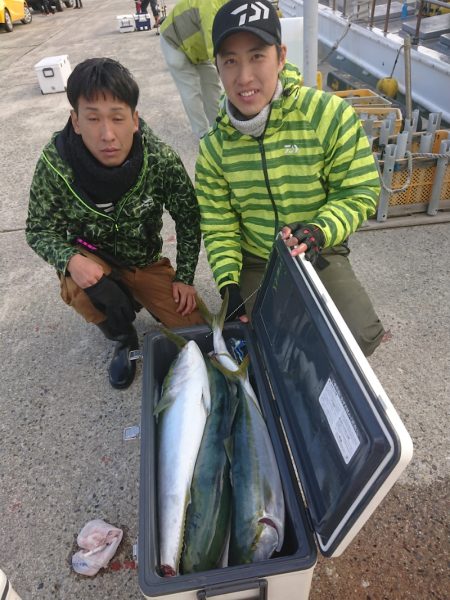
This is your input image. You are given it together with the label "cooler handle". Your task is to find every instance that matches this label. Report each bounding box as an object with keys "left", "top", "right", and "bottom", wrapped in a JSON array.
[{"left": 197, "top": 578, "right": 267, "bottom": 599}]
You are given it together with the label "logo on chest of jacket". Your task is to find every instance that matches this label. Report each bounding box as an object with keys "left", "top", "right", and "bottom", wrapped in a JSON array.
[{"left": 284, "top": 144, "right": 299, "bottom": 154}]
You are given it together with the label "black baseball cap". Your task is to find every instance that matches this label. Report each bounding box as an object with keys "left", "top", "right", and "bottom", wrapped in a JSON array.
[{"left": 213, "top": 0, "right": 282, "bottom": 57}]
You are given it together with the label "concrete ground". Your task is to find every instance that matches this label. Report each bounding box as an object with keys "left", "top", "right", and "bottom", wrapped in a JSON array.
[{"left": 0, "top": 1, "right": 448, "bottom": 599}]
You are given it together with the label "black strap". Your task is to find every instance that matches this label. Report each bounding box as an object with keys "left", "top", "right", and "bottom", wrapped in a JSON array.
[{"left": 1, "top": 578, "right": 10, "bottom": 600}]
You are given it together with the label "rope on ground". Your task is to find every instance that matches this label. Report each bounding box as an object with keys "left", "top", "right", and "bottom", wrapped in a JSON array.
[{"left": 374, "top": 150, "right": 449, "bottom": 194}]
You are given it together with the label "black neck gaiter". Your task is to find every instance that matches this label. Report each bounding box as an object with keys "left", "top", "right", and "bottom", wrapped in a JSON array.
[{"left": 58, "top": 119, "right": 143, "bottom": 207}]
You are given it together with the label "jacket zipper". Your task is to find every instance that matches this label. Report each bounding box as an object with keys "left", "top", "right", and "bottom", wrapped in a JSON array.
[
  {"left": 112, "top": 144, "right": 148, "bottom": 254},
  {"left": 42, "top": 151, "right": 136, "bottom": 256},
  {"left": 257, "top": 137, "right": 280, "bottom": 241}
]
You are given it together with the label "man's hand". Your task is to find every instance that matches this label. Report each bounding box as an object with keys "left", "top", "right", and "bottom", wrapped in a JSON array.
[
  {"left": 220, "top": 283, "right": 249, "bottom": 323},
  {"left": 67, "top": 254, "right": 104, "bottom": 289},
  {"left": 280, "top": 223, "right": 325, "bottom": 264},
  {"left": 172, "top": 282, "right": 198, "bottom": 316}
]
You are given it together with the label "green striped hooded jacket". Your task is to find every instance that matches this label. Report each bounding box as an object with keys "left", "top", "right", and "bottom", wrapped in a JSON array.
[{"left": 195, "top": 63, "right": 380, "bottom": 290}]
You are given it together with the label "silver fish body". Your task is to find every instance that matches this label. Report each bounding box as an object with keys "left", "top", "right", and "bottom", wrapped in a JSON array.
[
  {"left": 181, "top": 360, "right": 234, "bottom": 573},
  {"left": 228, "top": 382, "right": 285, "bottom": 565},
  {"left": 155, "top": 340, "right": 211, "bottom": 576},
  {"left": 197, "top": 293, "right": 285, "bottom": 564}
]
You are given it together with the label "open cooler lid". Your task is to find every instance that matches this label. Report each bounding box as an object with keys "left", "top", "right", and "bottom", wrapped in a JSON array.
[{"left": 251, "top": 239, "right": 413, "bottom": 558}]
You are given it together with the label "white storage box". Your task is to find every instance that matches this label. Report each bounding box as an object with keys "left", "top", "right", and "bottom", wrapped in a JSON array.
[
  {"left": 138, "top": 239, "right": 413, "bottom": 599},
  {"left": 34, "top": 55, "right": 72, "bottom": 95},
  {"left": 134, "top": 13, "right": 151, "bottom": 31},
  {"left": 116, "top": 14, "right": 136, "bottom": 33}
]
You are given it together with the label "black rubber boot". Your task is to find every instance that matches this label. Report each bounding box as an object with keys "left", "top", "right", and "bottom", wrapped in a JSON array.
[{"left": 97, "top": 322, "right": 139, "bottom": 389}]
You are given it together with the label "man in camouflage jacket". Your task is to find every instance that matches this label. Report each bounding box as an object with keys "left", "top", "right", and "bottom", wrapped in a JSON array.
[{"left": 26, "top": 58, "right": 203, "bottom": 389}]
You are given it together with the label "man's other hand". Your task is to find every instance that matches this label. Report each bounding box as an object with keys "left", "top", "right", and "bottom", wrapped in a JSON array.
[
  {"left": 280, "top": 223, "right": 325, "bottom": 263},
  {"left": 220, "top": 283, "right": 249, "bottom": 323},
  {"left": 68, "top": 254, "right": 104, "bottom": 288},
  {"left": 172, "top": 282, "right": 198, "bottom": 316}
]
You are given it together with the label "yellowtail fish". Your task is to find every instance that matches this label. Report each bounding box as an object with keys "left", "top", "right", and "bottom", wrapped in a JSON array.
[{"left": 155, "top": 334, "right": 211, "bottom": 576}]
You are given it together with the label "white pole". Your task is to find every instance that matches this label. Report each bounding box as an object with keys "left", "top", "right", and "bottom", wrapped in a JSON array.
[{"left": 303, "top": 0, "right": 319, "bottom": 87}]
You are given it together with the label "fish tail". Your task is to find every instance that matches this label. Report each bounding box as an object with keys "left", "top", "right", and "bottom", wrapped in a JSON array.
[
  {"left": 196, "top": 295, "right": 214, "bottom": 327},
  {"left": 197, "top": 292, "right": 229, "bottom": 333},
  {"left": 216, "top": 289, "right": 229, "bottom": 331},
  {"left": 158, "top": 326, "right": 188, "bottom": 349},
  {"left": 239, "top": 354, "right": 250, "bottom": 375},
  {"left": 211, "top": 355, "right": 239, "bottom": 381}
]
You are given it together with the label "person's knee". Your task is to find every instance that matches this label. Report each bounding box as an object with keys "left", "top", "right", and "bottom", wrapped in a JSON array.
[{"left": 353, "top": 320, "right": 385, "bottom": 357}]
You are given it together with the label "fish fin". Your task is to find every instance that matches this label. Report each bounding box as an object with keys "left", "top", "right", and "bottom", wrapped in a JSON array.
[
  {"left": 229, "top": 386, "right": 240, "bottom": 424},
  {"left": 211, "top": 356, "right": 239, "bottom": 380},
  {"left": 196, "top": 295, "right": 214, "bottom": 328},
  {"left": 197, "top": 291, "right": 229, "bottom": 333},
  {"left": 211, "top": 354, "right": 249, "bottom": 381},
  {"left": 259, "top": 516, "right": 285, "bottom": 552},
  {"left": 223, "top": 435, "right": 233, "bottom": 464},
  {"left": 157, "top": 326, "right": 188, "bottom": 348},
  {"left": 216, "top": 289, "right": 229, "bottom": 331},
  {"left": 153, "top": 392, "right": 175, "bottom": 416},
  {"left": 238, "top": 354, "right": 250, "bottom": 375}
]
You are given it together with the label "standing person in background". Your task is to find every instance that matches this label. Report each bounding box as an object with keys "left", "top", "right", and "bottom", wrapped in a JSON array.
[
  {"left": 74, "top": 0, "right": 83, "bottom": 9},
  {"left": 196, "top": 0, "right": 385, "bottom": 357},
  {"left": 26, "top": 58, "right": 203, "bottom": 390},
  {"left": 41, "top": 0, "right": 51, "bottom": 15},
  {"left": 160, "top": 0, "right": 228, "bottom": 139},
  {"left": 140, "top": 0, "right": 160, "bottom": 26}
]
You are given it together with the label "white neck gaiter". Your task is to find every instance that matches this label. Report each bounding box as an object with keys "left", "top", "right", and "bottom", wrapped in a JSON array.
[{"left": 226, "top": 79, "right": 283, "bottom": 138}]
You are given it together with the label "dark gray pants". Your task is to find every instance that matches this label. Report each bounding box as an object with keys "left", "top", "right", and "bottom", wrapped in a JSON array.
[{"left": 239, "top": 248, "right": 385, "bottom": 357}]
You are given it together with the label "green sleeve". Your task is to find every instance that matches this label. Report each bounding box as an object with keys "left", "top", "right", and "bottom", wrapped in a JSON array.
[
  {"left": 25, "top": 153, "right": 79, "bottom": 273},
  {"left": 302, "top": 93, "right": 380, "bottom": 246},
  {"left": 160, "top": 145, "right": 201, "bottom": 285},
  {"left": 195, "top": 134, "right": 242, "bottom": 290}
]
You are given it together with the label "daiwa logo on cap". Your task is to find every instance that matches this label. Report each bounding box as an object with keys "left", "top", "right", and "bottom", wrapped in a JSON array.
[
  {"left": 212, "top": 0, "right": 281, "bottom": 56},
  {"left": 231, "top": 2, "right": 270, "bottom": 26}
]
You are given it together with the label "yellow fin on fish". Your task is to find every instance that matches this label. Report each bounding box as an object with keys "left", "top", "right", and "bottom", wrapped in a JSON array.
[
  {"left": 211, "top": 354, "right": 249, "bottom": 380},
  {"left": 157, "top": 326, "right": 188, "bottom": 349},
  {"left": 197, "top": 291, "right": 229, "bottom": 331}
]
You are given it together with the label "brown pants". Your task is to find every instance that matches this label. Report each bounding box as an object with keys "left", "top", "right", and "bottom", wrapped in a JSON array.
[{"left": 59, "top": 252, "right": 203, "bottom": 329}]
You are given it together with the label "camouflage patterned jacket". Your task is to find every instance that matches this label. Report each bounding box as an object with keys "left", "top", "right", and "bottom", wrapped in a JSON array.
[{"left": 26, "top": 119, "right": 201, "bottom": 285}]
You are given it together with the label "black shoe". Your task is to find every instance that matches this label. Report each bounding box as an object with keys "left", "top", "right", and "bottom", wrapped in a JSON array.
[
  {"left": 97, "top": 322, "right": 139, "bottom": 390},
  {"left": 109, "top": 339, "right": 137, "bottom": 389}
]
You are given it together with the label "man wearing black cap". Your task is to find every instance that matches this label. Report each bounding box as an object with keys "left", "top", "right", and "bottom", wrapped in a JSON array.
[{"left": 195, "top": 0, "right": 386, "bottom": 357}]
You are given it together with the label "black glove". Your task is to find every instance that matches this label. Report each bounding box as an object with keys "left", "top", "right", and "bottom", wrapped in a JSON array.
[
  {"left": 84, "top": 274, "right": 136, "bottom": 335},
  {"left": 220, "top": 283, "right": 246, "bottom": 321},
  {"left": 287, "top": 223, "right": 325, "bottom": 266}
]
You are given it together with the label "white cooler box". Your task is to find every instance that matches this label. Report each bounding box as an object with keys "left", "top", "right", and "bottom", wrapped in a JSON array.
[
  {"left": 138, "top": 239, "right": 413, "bottom": 599},
  {"left": 134, "top": 13, "right": 151, "bottom": 31},
  {"left": 116, "top": 14, "right": 136, "bottom": 33},
  {"left": 34, "top": 55, "right": 72, "bottom": 95}
]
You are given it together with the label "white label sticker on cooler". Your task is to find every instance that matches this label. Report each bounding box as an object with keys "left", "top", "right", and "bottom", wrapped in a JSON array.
[{"left": 319, "top": 377, "right": 360, "bottom": 464}]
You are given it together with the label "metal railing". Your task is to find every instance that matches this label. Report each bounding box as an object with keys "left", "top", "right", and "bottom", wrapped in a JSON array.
[{"left": 329, "top": 0, "right": 450, "bottom": 43}]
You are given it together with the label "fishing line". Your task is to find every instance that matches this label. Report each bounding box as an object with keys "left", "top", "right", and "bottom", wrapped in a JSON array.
[{"left": 203, "top": 285, "right": 262, "bottom": 340}]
